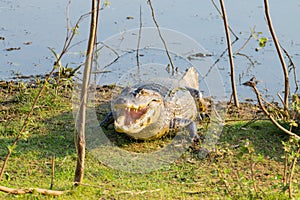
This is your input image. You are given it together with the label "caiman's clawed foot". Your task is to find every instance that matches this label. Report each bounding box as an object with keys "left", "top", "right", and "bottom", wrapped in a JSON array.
[
  {"left": 100, "top": 112, "right": 114, "bottom": 129},
  {"left": 201, "top": 113, "right": 210, "bottom": 120},
  {"left": 191, "top": 132, "right": 205, "bottom": 148},
  {"left": 197, "top": 147, "right": 211, "bottom": 159}
]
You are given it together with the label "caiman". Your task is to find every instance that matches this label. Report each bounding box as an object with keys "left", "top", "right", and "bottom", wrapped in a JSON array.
[{"left": 100, "top": 67, "right": 207, "bottom": 140}]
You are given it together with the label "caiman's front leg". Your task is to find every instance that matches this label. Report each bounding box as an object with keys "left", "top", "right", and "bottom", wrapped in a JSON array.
[
  {"left": 100, "top": 112, "right": 114, "bottom": 129},
  {"left": 169, "top": 118, "right": 200, "bottom": 141},
  {"left": 185, "top": 87, "right": 209, "bottom": 121},
  {"left": 170, "top": 118, "right": 210, "bottom": 159}
]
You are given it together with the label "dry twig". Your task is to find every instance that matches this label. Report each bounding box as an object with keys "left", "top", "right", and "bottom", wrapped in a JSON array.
[
  {"left": 136, "top": 5, "right": 142, "bottom": 69},
  {"left": 117, "top": 189, "right": 161, "bottom": 195},
  {"left": 288, "top": 145, "right": 300, "bottom": 199},
  {"left": 50, "top": 154, "right": 55, "bottom": 190},
  {"left": 283, "top": 152, "right": 288, "bottom": 185},
  {"left": 200, "top": 37, "right": 238, "bottom": 81},
  {"left": 211, "top": 0, "right": 239, "bottom": 40},
  {"left": 249, "top": 157, "right": 258, "bottom": 195},
  {"left": 280, "top": 45, "right": 298, "bottom": 93},
  {"left": 1, "top": 45, "right": 60, "bottom": 182},
  {"left": 147, "top": 0, "right": 175, "bottom": 74},
  {"left": 243, "top": 79, "right": 300, "bottom": 139},
  {"left": 264, "top": 0, "right": 289, "bottom": 110},
  {"left": 74, "top": 0, "right": 100, "bottom": 184},
  {"left": 219, "top": 0, "right": 239, "bottom": 108},
  {"left": 0, "top": 185, "right": 67, "bottom": 196}
]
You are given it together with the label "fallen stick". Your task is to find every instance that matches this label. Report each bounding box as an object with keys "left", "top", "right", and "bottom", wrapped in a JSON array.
[
  {"left": 0, "top": 185, "right": 67, "bottom": 196},
  {"left": 243, "top": 78, "right": 300, "bottom": 139}
]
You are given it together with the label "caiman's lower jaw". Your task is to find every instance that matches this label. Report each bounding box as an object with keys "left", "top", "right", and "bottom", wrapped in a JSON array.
[{"left": 113, "top": 104, "right": 157, "bottom": 134}]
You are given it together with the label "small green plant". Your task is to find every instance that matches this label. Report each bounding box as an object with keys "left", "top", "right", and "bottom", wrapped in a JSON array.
[
  {"left": 282, "top": 137, "right": 300, "bottom": 198},
  {"left": 258, "top": 37, "right": 268, "bottom": 49},
  {"left": 103, "top": 0, "right": 111, "bottom": 7},
  {"left": 251, "top": 29, "right": 268, "bottom": 51},
  {"left": 291, "top": 95, "right": 300, "bottom": 128}
]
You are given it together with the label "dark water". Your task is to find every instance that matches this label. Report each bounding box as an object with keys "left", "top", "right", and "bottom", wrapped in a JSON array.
[{"left": 1, "top": 0, "right": 300, "bottom": 101}]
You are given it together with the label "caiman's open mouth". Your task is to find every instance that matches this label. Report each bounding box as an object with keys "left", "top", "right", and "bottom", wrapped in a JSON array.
[
  {"left": 123, "top": 106, "right": 148, "bottom": 125},
  {"left": 113, "top": 104, "right": 156, "bottom": 134}
]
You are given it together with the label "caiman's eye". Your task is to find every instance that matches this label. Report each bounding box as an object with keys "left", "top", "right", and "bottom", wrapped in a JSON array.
[
  {"left": 133, "top": 88, "right": 148, "bottom": 96},
  {"left": 151, "top": 99, "right": 160, "bottom": 102},
  {"left": 133, "top": 87, "right": 144, "bottom": 96},
  {"left": 139, "top": 89, "right": 146, "bottom": 95}
]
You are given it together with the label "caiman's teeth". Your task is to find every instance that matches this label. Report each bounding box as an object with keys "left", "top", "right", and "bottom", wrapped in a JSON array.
[{"left": 125, "top": 107, "right": 141, "bottom": 112}]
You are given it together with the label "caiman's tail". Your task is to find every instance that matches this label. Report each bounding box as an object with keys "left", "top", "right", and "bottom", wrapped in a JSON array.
[{"left": 180, "top": 67, "right": 199, "bottom": 90}]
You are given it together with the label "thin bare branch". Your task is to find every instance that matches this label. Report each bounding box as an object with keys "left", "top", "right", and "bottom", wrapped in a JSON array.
[
  {"left": 73, "top": 182, "right": 104, "bottom": 188},
  {"left": 250, "top": 158, "right": 258, "bottom": 195},
  {"left": 65, "top": 0, "right": 72, "bottom": 40},
  {"left": 117, "top": 189, "right": 161, "bottom": 195},
  {"left": 234, "top": 28, "right": 254, "bottom": 54},
  {"left": 288, "top": 146, "right": 300, "bottom": 199},
  {"left": 277, "top": 92, "right": 285, "bottom": 107},
  {"left": 97, "top": 42, "right": 120, "bottom": 58},
  {"left": 0, "top": 185, "right": 67, "bottom": 196},
  {"left": 283, "top": 152, "right": 288, "bottom": 185},
  {"left": 50, "top": 154, "right": 55, "bottom": 190},
  {"left": 147, "top": 0, "right": 175, "bottom": 74},
  {"left": 280, "top": 45, "right": 298, "bottom": 93},
  {"left": 74, "top": 0, "right": 100, "bottom": 184},
  {"left": 97, "top": 42, "right": 120, "bottom": 70},
  {"left": 211, "top": 0, "right": 239, "bottom": 40},
  {"left": 235, "top": 52, "right": 255, "bottom": 67},
  {"left": 0, "top": 58, "right": 60, "bottom": 181},
  {"left": 243, "top": 79, "right": 300, "bottom": 139},
  {"left": 264, "top": 0, "right": 289, "bottom": 110},
  {"left": 200, "top": 38, "right": 238, "bottom": 81},
  {"left": 62, "top": 13, "right": 90, "bottom": 56},
  {"left": 219, "top": 0, "right": 239, "bottom": 108},
  {"left": 136, "top": 5, "right": 142, "bottom": 69}
]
